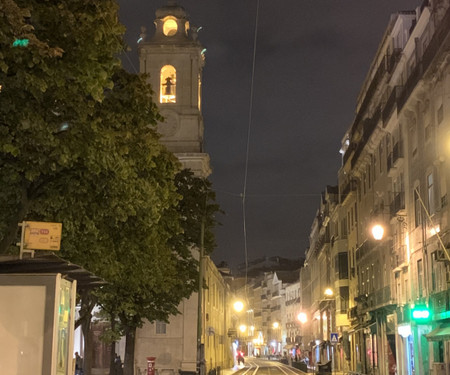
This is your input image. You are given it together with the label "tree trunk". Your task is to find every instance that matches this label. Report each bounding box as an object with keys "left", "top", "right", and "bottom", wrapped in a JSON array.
[
  {"left": 109, "top": 319, "right": 117, "bottom": 375},
  {"left": 79, "top": 291, "right": 95, "bottom": 375},
  {"left": 81, "top": 313, "right": 93, "bottom": 375},
  {"left": 109, "top": 341, "right": 116, "bottom": 375},
  {"left": 123, "top": 327, "right": 136, "bottom": 375}
]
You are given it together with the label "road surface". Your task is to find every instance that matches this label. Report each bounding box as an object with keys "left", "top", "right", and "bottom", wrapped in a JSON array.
[{"left": 231, "top": 357, "right": 307, "bottom": 375}]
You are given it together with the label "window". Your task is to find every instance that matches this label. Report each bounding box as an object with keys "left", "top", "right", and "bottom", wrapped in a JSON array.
[
  {"left": 411, "top": 121, "right": 418, "bottom": 157},
  {"left": 156, "top": 321, "right": 167, "bottom": 334},
  {"left": 341, "top": 218, "right": 347, "bottom": 238},
  {"left": 198, "top": 74, "right": 202, "bottom": 110},
  {"left": 427, "top": 172, "right": 435, "bottom": 215},
  {"left": 337, "top": 252, "right": 349, "bottom": 279},
  {"left": 363, "top": 173, "right": 367, "bottom": 195},
  {"left": 425, "top": 124, "right": 432, "bottom": 142},
  {"left": 162, "top": 17, "right": 178, "bottom": 36},
  {"left": 160, "top": 65, "right": 176, "bottom": 103},
  {"left": 414, "top": 188, "right": 422, "bottom": 228},
  {"left": 417, "top": 259, "right": 423, "bottom": 298},
  {"left": 378, "top": 142, "right": 383, "bottom": 174},
  {"left": 373, "top": 153, "right": 377, "bottom": 181},
  {"left": 339, "top": 286, "right": 349, "bottom": 311},
  {"left": 437, "top": 104, "right": 443, "bottom": 125}
]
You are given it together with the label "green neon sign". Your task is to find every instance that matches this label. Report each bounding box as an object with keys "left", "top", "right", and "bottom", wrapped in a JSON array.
[
  {"left": 411, "top": 305, "right": 431, "bottom": 322},
  {"left": 13, "top": 38, "right": 29, "bottom": 47}
]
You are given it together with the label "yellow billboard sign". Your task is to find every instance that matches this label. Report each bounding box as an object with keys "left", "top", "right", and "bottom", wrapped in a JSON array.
[{"left": 23, "top": 221, "right": 62, "bottom": 251}]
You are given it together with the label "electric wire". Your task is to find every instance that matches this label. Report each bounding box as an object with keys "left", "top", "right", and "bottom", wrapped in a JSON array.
[{"left": 242, "top": 0, "right": 260, "bottom": 296}]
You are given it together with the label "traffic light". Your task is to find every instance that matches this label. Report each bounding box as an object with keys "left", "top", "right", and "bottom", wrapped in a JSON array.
[
  {"left": 12, "top": 38, "right": 29, "bottom": 47},
  {"left": 411, "top": 305, "right": 431, "bottom": 322}
]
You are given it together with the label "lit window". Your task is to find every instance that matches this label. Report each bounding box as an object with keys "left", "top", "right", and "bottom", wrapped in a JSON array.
[
  {"left": 198, "top": 74, "right": 201, "bottom": 110},
  {"left": 160, "top": 65, "right": 176, "bottom": 103},
  {"left": 163, "top": 17, "right": 178, "bottom": 36}
]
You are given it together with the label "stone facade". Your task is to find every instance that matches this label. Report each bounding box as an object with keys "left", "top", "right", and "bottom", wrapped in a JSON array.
[{"left": 300, "top": 2, "right": 450, "bottom": 374}]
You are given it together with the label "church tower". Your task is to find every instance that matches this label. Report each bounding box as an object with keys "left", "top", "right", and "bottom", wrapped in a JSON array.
[{"left": 138, "top": 1, "right": 211, "bottom": 177}]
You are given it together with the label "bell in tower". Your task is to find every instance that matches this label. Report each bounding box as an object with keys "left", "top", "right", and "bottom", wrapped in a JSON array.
[{"left": 138, "top": 1, "right": 211, "bottom": 178}]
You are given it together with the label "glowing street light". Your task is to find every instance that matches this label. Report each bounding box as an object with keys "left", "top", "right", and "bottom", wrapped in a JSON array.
[
  {"left": 324, "top": 288, "right": 334, "bottom": 297},
  {"left": 239, "top": 324, "right": 247, "bottom": 333},
  {"left": 272, "top": 321, "right": 279, "bottom": 329},
  {"left": 234, "top": 300, "right": 244, "bottom": 312},
  {"left": 371, "top": 224, "right": 384, "bottom": 240},
  {"left": 297, "top": 312, "right": 307, "bottom": 324}
]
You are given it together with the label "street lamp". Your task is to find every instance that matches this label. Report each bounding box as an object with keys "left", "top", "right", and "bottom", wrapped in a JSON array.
[
  {"left": 371, "top": 224, "right": 384, "bottom": 240},
  {"left": 234, "top": 300, "right": 244, "bottom": 313},
  {"left": 297, "top": 312, "right": 307, "bottom": 324}
]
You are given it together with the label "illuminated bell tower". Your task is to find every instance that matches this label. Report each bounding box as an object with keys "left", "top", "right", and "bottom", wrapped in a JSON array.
[{"left": 138, "top": 0, "right": 211, "bottom": 177}]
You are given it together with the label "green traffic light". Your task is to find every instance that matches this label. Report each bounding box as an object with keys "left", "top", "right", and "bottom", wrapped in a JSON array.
[{"left": 13, "top": 38, "right": 29, "bottom": 47}]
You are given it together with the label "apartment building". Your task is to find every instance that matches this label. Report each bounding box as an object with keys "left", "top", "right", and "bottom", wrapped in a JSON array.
[{"left": 302, "top": 1, "right": 450, "bottom": 375}]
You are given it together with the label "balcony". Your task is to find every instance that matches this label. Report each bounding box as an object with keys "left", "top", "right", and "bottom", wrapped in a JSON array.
[
  {"left": 348, "top": 306, "right": 358, "bottom": 319},
  {"left": 340, "top": 178, "right": 357, "bottom": 205},
  {"left": 397, "top": 63, "right": 421, "bottom": 111},
  {"left": 286, "top": 297, "right": 301, "bottom": 306},
  {"left": 392, "top": 245, "right": 407, "bottom": 270},
  {"left": 387, "top": 141, "right": 404, "bottom": 176},
  {"left": 386, "top": 48, "right": 402, "bottom": 74},
  {"left": 351, "top": 109, "right": 381, "bottom": 169},
  {"left": 382, "top": 86, "right": 400, "bottom": 124},
  {"left": 390, "top": 192, "right": 405, "bottom": 217}
]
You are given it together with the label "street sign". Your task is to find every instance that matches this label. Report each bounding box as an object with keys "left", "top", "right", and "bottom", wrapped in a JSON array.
[
  {"left": 23, "top": 221, "right": 62, "bottom": 251},
  {"left": 330, "top": 332, "right": 339, "bottom": 344}
]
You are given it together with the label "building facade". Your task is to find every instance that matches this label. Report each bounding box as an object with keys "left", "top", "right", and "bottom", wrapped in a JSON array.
[
  {"left": 301, "top": 2, "right": 450, "bottom": 375},
  {"left": 134, "top": 3, "right": 232, "bottom": 375}
]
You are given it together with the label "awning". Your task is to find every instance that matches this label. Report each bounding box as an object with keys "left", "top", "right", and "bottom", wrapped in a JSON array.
[
  {"left": 425, "top": 325, "right": 450, "bottom": 342},
  {"left": 0, "top": 254, "right": 107, "bottom": 290}
]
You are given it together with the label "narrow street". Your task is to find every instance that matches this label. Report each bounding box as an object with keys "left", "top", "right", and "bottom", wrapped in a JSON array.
[{"left": 232, "top": 358, "right": 307, "bottom": 375}]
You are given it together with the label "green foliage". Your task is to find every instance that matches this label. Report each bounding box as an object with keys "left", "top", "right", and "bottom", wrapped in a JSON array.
[
  {"left": 96, "top": 168, "right": 222, "bottom": 336},
  {"left": 173, "top": 169, "right": 222, "bottom": 255},
  {"left": 0, "top": 0, "right": 124, "bottom": 252},
  {"left": 0, "top": 0, "right": 222, "bottom": 362}
]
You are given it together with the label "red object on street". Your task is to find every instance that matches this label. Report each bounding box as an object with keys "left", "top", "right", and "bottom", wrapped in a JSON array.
[{"left": 147, "top": 357, "right": 156, "bottom": 375}]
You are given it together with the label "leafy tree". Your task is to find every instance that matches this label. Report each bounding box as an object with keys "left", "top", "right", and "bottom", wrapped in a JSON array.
[
  {"left": 1, "top": 2, "right": 222, "bottom": 375},
  {"left": 96, "top": 169, "right": 221, "bottom": 375},
  {"left": 0, "top": 0, "right": 124, "bottom": 254}
]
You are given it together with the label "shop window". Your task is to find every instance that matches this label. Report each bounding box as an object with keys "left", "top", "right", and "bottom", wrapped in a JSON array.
[{"left": 160, "top": 65, "right": 176, "bottom": 103}]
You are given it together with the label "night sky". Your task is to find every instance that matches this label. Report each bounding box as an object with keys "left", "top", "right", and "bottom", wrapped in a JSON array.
[{"left": 118, "top": 0, "right": 421, "bottom": 269}]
